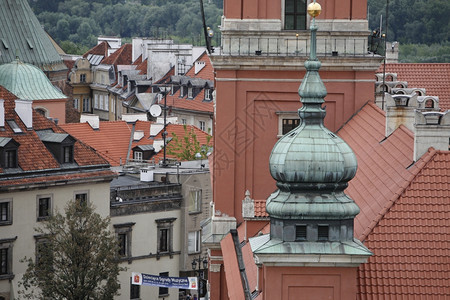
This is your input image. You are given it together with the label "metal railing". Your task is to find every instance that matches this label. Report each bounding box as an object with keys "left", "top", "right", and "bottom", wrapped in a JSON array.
[{"left": 213, "top": 35, "right": 382, "bottom": 58}]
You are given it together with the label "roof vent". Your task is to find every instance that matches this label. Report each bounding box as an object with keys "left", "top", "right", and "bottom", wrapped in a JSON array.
[
  {"left": 80, "top": 114, "right": 99, "bottom": 130},
  {"left": 134, "top": 130, "right": 144, "bottom": 141},
  {"left": 195, "top": 61, "right": 206, "bottom": 74}
]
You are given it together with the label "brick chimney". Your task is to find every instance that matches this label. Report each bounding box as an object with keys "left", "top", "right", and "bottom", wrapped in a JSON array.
[
  {"left": 15, "top": 99, "right": 33, "bottom": 129},
  {"left": 414, "top": 110, "right": 450, "bottom": 161}
]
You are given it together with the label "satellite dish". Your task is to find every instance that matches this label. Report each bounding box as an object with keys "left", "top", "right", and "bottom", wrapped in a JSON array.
[{"left": 150, "top": 104, "right": 162, "bottom": 117}]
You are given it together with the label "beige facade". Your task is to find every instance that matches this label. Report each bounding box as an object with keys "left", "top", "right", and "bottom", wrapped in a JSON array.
[
  {"left": 0, "top": 181, "right": 111, "bottom": 300},
  {"left": 69, "top": 58, "right": 93, "bottom": 113}
]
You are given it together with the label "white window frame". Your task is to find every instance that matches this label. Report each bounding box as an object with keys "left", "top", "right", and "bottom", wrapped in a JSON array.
[
  {"left": 188, "top": 87, "right": 193, "bottom": 98},
  {"left": 134, "top": 151, "right": 143, "bottom": 161},
  {"left": 73, "top": 98, "right": 79, "bottom": 110},
  {"left": 199, "top": 121, "right": 206, "bottom": 132},
  {"left": 277, "top": 112, "right": 300, "bottom": 138},
  {"left": 74, "top": 190, "right": 89, "bottom": 206},
  {"left": 188, "top": 189, "right": 202, "bottom": 213},
  {"left": 188, "top": 230, "right": 201, "bottom": 254},
  {"left": 204, "top": 88, "right": 211, "bottom": 100},
  {"left": 94, "top": 94, "right": 99, "bottom": 109},
  {"left": 82, "top": 98, "right": 90, "bottom": 112}
]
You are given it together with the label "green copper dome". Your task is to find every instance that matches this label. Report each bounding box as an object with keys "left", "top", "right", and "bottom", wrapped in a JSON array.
[
  {"left": 0, "top": 59, "right": 67, "bottom": 100},
  {"left": 266, "top": 13, "right": 359, "bottom": 220}
]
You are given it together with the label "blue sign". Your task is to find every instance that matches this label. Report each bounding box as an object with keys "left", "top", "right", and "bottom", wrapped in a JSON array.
[{"left": 132, "top": 272, "right": 197, "bottom": 289}]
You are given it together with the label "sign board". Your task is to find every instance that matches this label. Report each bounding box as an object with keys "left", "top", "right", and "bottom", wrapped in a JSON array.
[{"left": 132, "top": 272, "right": 197, "bottom": 290}]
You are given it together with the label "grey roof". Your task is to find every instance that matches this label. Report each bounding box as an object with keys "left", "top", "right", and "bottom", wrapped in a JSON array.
[
  {"left": 134, "top": 145, "right": 154, "bottom": 151},
  {"left": 36, "top": 131, "right": 70, "bottom": 143},
  {"left": 0, "top": 137, "right": 12, "bottom": 147},
  {"left": 87, "top": 54, "right": 104, "bottom": 66},
  {"left": 0, "top": 0, "right": 67, "bottom": 72}
]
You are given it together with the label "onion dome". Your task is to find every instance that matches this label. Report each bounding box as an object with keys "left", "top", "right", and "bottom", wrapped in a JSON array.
[{"left": 266, "top": 1, "right": 359, "bottom": 221}]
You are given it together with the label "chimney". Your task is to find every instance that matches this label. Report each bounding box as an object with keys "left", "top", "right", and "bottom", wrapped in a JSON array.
[
  {"left": 414, "top": 110, "right": 450, "bottom": 161},
  {"left": 0, "top": 99, "right": 4, "bottom": 127},
  {"left": 15, "top": 99, "right": 33, "bottom": 129},
  {"left": 385, "top": 93, "right": 419, "bottom": 136},
  {"left": 80, "top": 114, "right": 99, "bottom": 130},
  {"left": 140, "top": 167, "right": 154, "bottom": 182}
]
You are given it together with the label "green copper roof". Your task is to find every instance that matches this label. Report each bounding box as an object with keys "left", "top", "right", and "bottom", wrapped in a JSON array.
[
  {"left": 0, "top": 59, "right": 67, "bottom": 100},
  {"left": 0, "top": 0, "right": 66, "bottom": 72},
  {"left": 266, "top": 8, "right": 358, "bottom": 220}
]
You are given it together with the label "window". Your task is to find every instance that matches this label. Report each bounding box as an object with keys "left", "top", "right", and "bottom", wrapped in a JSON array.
[
  {"left": 73, "top": 98, "right": 79, "bottom": 110},
  {"left": 63, "top": 145, "right": 73, "bottom": 163},
  {"left": 74, "top": 191, "right": 89, "bottom": 207},
  {"left": 130, "top": 277, "right": 140, "bottom": 299},
  {"left": 104, "top": 95, "right": 109, "bottom": 111},
  {"left": 277, "top": 112, "right": 300, "bottom": 137},
  {"left": 318, "top": 225, "right": 329, "bottom": 241},
  {"left": 94, "top": 94, "right": 99, "bottom": 109},
  {"left": 134, "top": 151, "right": 143, "bottom": 161},
  {"left": 37, "top": 195, "right": 52, "bottom": 221},
  {"left": 4, "top": 149, "right": 17, "bottom": 168},
  {"left": 199, "top": 121, "right": 206, "bottom": 131},
  {"left": 80, "top": 74, "right": 86, "bottom": 83},
  {"left": 282, "top": 118, "right": 300, "bottom": 135},
  {"left": 35, "top": 237, "right": 52, "bottom": 270},
  {"left": 181, "top": 119, "right": 187, "bottom": 125},
  {"left": 0, "top": 199, "right": 12, "bottom": 225},
  {"left": 180, "top": 86, "right": 184, "bottom": 97},
  {"left": 0, "top": 237, "right": 16, "bottom": 279},
  {"left": 156, "top": 218, "right": 176, "bottom": 254},
  {"left": 189, "top": 189, "right": 202, "bottom": 213},
  {"left": 159, "top": 272, "right": 169, "bottom": 296},
  {"left": 204, "top": 89, "right": 211, "bottom": 100},
  {"left": 285, "top": 0, "right": 307, "bottom": 30},
  {"left": 0, "top": 248, "right": 8, "bottom": 275},
  {"left": 188, "top": 231, "right": 201, "bottom": 254},
  {"left": 114, "top": 223, "right": 135, "bottom": 260},
  {"left": 82, "top": 98, "right": 90, "bottom": 112},
  {"left": 295, "top": 225, "right": 307, "bottom": 241},
  {"left": 188, "top": 87, "right": 193, "bottom": 98}
]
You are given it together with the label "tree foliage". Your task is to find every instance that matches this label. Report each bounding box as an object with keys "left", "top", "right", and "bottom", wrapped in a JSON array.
[
  {"left": 27, "top": 0, "right": 222, "bottom": 55},
  {"left": 18, "top": 200, "right": 125, "bottom": 300},
  {"left": 166, "top": 125, "right": 212, "bottom": 161}
]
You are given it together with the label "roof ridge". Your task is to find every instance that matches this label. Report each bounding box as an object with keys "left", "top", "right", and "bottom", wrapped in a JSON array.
[
  {"left": 359, "top": 147, "right": 438, "bottom": 241},
  {"left": 336, "top": 100, "right": 371, "bottom": 133},
  {"left": 396, "top": 124, "right": 414, "bottom": 138}
]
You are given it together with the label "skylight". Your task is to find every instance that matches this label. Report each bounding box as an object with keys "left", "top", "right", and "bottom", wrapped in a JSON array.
[{"left": 6, "top": 120, "right": 22, "bottom": 133}]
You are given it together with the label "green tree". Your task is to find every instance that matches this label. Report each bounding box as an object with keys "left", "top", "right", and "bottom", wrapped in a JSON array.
[
  {"left": 18, "top": 200, "right": 125, "bottom": 300},
  {"left": 167, "top": 125, "right": 212, "bottom": 161}
]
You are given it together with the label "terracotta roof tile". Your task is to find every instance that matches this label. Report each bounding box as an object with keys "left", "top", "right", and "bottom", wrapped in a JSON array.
[
  {"left": 254, "top": 199, "right": 268, "bottom": 218},
  {"left": 358, "top": 150, "right": 450, "bottom": 299},
  {"left": 220, "top": 233, "right": 246, "bottom": 300},
  {"left": 185, "top": 52, "right": 214, "bottom": 81},
  {"left": 102, "top": 43, "right": 132, "bottom": 67},
  {"left": 0, "top": 86, "right": 113, "bottom": 186},
  {"left": 338, "top": 103, "right": 418, "bottom": 239},
  {"left": 378, "top": 63, "right": 450, "bottom": 110},
  {"left": 83, "top": 41, "right": 109, "bottom": 58},
  {"left": 60, "top": 122, "right": 212, "bottom": 166}
]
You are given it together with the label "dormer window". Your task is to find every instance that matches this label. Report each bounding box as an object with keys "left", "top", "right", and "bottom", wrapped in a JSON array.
[
  {"left": 0, "top": 137, "right": 20, "bottom": 169},
  {"left": 37, "top": 131, "right": 76, "bottom": 165},
  {"left": 204, "top": 89, "right": 211, "bottom": 101},
  {"left": 180, "top": 86, "right": 185, "bottom": 97},
  {"left": 80, "top": 74, "right": 86, "bottom": 83},
  {"left": 318, "top": 225, "right": 329, "bottom": 241}
]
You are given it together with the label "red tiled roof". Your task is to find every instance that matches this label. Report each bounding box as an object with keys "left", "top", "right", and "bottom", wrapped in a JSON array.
[
  {"left": 83, "top": 41, "right": 109, "bottom": 58},
  {"left": 60, "top": 121, "right": 212, "bottom": 166},
  {"left": 221, "top": 233, "right": 246, "bottom": 300},
  {"left": 254, "top": 199, "right": 268, "bottom": 218},
  {"left": 338, "top": 102, "right": 420, "bottom": 239},
  {"left": 135, "top": 57, "right": 148, "bottom": 75},
  {"left": 166, "top": 91, "right": 214, "bottom": 113},
  {"left": 377, "top": 63, "right": 450, "bottom": 110},
  {"left": 0, "top": 86, "right": 113, "bottom": 186},
  {"left": 185, "top": 52, "right": 214, "bottom": 81},
  {"left": 357, "top": 149, "right": 450, "bottom": 299},
  {"left": 102, "top": 43, "right": 132, "bottom": 67}
]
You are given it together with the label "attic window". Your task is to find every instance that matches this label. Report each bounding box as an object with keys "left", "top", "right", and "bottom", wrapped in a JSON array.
[
  {"left": 295, "top": 225, "right": 307, "bottom": 241},
  {"left": 26, "top": 39, "right": 34, "bottom": 49},
  {"left": 0, "top": 137, "right": 20, "bottom": 169},
  {"left": 204, "top": 89, "right": 211, "bottom": 101},
  {"left": 188, "top": 87, "right": 193, "bottom": 99},
  {"left": 318, "top": 225, "right": 329, "bottom": 241},
  {"left": 36, "top": 131, "right": 75, "bottom": 164}
]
